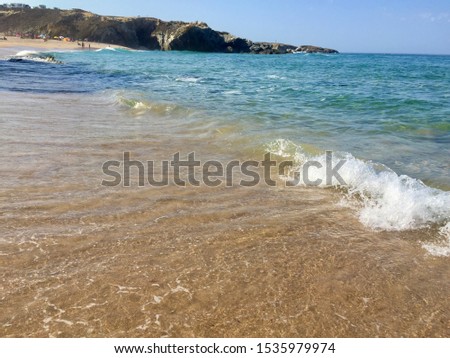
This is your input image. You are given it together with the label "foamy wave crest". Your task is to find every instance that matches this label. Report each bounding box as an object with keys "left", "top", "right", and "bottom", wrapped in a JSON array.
[
  {"left": 94, "top": 47, "right": 132, "bottom": 53},
  {"left": 15, "top": 50, "right": 40, "bottom": 57},
  {"left": 175, "top": 76, "right": 201, "bottom": 83},
  {"left": 266, "top": 139, "right": 450, "bottom": 233},
  {"left": 265, "top": 138, "right": 306, "bottom": 163},
  {"left": 267, "top": 74, "right": 286, "bottom": 80},
  {"left": 114, "top": 94, "right": 191, "bottom": 117},
  {"left": 335, "top": 154, "right": 450, "bottom": 231},
  {"left": 9, "top": 50, "right": 62, "bottom": 64},
  {"left": 95, "top": 47, "right": 117, "bottom": 52}
]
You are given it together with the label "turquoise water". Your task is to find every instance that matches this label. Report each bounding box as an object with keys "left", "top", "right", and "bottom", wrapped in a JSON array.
[
  {"left": 2, "top": 50, "right": 449, "bottom": 188},
  {"left": 1, "top": 49, "right": 449, "bottom": 235}
]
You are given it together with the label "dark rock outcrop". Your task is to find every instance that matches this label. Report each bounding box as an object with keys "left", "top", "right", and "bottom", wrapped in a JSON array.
[
  {"left": 0, "top": 8, "right": 338, "bottom": 54},
  {"left": 295, "top": 45, "right": 339, "bottom": 54},
  {"left": 249, "top": 42, "right": 297, "bottom": 54},
  {"left": 148, "top": 21, "right": 252, "bottom": 52}
]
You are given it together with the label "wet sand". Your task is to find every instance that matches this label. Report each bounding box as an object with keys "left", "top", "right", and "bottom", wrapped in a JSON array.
[
  {"left": 0, "top": 87, "right": 448, "bottom": 337},
  {"left": 1, "top": 185, "right": 449, "bottom": 337}
]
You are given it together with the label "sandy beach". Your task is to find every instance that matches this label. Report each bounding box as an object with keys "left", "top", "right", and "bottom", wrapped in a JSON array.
[{"left": 0, "top": 36, "right": 130, "bottom": 56}]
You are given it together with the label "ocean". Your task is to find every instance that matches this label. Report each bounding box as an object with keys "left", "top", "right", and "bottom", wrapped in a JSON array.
[{"left": 0, "top": 49, "right": 449, "bottom": 337}]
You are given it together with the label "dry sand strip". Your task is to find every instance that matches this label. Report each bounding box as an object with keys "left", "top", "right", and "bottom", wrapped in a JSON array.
[{"left": 0, "top": 36, "right": 131, "bottom": 56}]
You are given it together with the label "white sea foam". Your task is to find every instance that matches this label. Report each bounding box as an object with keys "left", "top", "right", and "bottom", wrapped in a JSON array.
[
  {"left": 175, "top": 76, "right": 201, "bottom": 83},
  {"left": 114, "top": 93, "right": 188, "bottom": 117},
  {"left": 267, "top": 74, "right": 286, "bottom": 80},
  {"left": 422, "top": 223, "right": 450, "bottom": 257},
  {"left": 10, "top": 50, "right": 61, "bottom": 64},
  {"left": 223, "top": 90, "right": 242, "bottom": 95},
  {"left": 95, "top": 47, "right": 117, "bottom": 52},
  {"left": 130, "top": 101, "right": 147, "bottom": 109},
  {"left": 266, "top": 139, "right": 450, "bottom": 234},
  {"left": 265, "top": 138, "right": 306, "bottom": 163},
  {"left": 15, "top": 50, "right": 40, "bottom": 57},
  {"left": 310, "top": 151, "right": 449, "bottom": 231}
]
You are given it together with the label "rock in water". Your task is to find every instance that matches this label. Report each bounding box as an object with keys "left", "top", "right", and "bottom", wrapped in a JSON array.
[{"left": 295, "top": 45, "right": 339, "bottom": 54}]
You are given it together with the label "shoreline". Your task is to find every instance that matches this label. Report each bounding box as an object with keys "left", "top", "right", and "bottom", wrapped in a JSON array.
[
  {"left": 0, "top": 36, "right": 131, "bottom": 56},
  {"left": 0, "top": 45, "right": 448, "bottom": 338}
]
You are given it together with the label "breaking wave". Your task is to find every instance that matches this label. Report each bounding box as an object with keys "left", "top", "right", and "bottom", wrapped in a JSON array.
[
  {"left": 9, "top": 50, "right": 62, "bottom": 64},
  {"left": 266, "top": 139, "right": 450, "bottom": 238}
]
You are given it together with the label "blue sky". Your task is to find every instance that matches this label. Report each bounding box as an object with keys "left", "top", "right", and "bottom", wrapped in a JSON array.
[{"left": 22, "top": 0, "right": 450, "bottom": 54}]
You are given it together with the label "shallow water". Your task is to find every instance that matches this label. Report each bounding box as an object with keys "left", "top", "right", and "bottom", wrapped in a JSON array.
[{"left": 0, "top": 50, "right": 449, "bottom": 337}]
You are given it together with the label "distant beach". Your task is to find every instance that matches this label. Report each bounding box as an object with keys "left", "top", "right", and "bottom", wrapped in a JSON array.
[{"left": 0, "top": 36, "right": 130, "bottom": 56}]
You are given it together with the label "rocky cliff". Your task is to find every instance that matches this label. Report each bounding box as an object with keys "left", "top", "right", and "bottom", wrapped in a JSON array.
[{"left": 0, "top": 8, "right": 338, "bottom": 54}]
